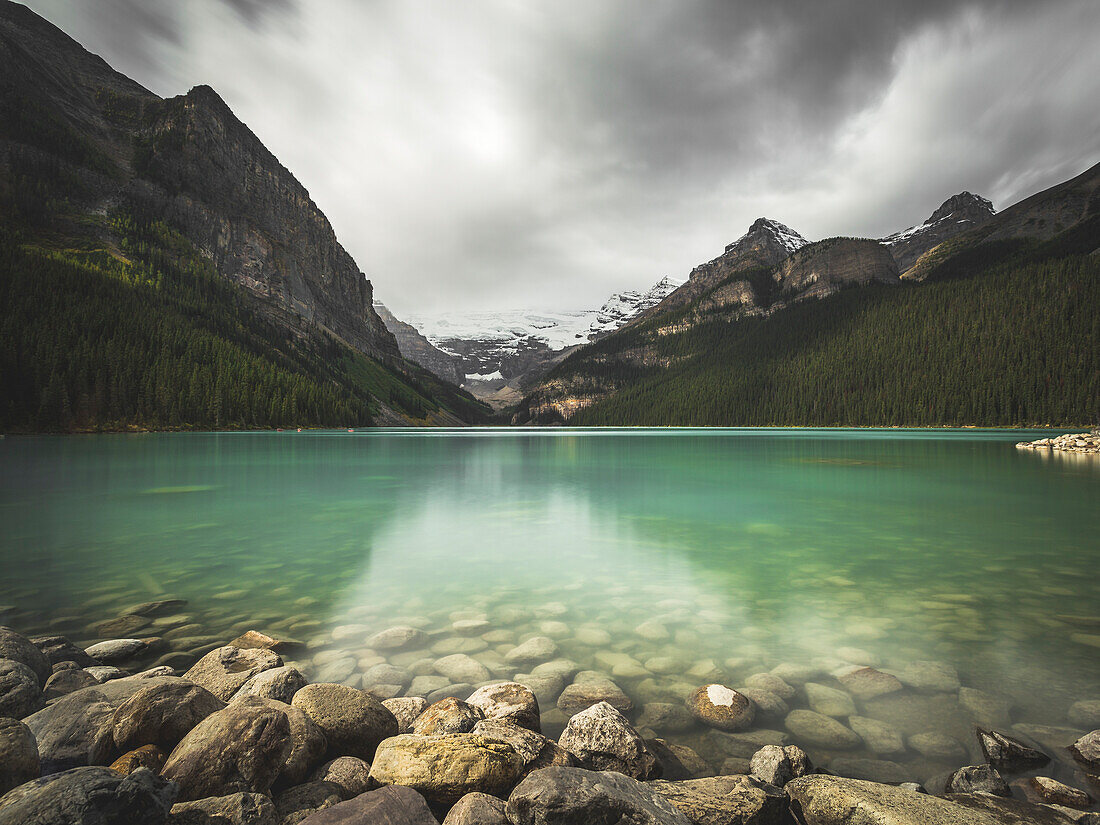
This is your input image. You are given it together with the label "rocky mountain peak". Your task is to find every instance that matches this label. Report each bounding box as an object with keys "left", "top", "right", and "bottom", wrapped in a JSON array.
[
  {"left": 927, "top": 192, "right": 995, "bottom": 224},
  {"left": 727, "top": 218, "right": 809, "bottom": 256},
  {"left": 883, "top": 191, "right": 996, "bottom": 274}
]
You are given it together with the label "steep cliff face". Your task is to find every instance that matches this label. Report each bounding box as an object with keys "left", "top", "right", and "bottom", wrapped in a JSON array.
[
  {"left": 0, "top": 2, "right": 397, "bottom": 363},
  {"left": 882, "top": 192, "right": 995, "bottom": 274},
  {"left": 777, "top": 238, "right": 900, "bottom": 298},
  {"left": 373, "top": 302, "right": 464, "bottom": 385},
  {"left": 133, "top": 86, "right": 398, "bottom": 359}
]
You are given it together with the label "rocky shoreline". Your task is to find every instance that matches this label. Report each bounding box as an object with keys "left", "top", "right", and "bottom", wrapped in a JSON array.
[
  {"left": 1, "top": 618, "right": 1098, "bottom": 825},
  {"left": 1016, "top": 430, "right": 1100, "bottom": 454}
]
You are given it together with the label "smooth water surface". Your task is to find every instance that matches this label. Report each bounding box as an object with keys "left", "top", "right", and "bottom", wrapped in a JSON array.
[{"left": 1, "top": 428, "right": 1097, "bottom": 784}]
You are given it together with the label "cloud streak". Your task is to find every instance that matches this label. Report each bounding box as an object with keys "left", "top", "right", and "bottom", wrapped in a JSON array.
[{"left": 23, "top": 0, "right": 1100, "bottom": 315}]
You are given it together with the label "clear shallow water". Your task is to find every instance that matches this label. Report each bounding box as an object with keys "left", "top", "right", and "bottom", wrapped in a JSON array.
[{"left": 1, "top": 428, "right": 1098, "bottom": 787}]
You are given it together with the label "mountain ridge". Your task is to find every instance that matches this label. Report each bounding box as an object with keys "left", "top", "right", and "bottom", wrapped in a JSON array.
[
  {"left": 382, "top": 274, "right": 683, "bottom": 408},
  {"left": 0, "top": 0, "right": 489, "bottom": 430},
  {"left": 883, "top": 191, "right": 996, "bottom": 274},
  {"left": 512, "top": 163, "right": 1099, "bottom": 426}
]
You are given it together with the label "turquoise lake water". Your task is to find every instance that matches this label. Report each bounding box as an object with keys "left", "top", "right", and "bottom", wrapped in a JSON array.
[{"left": 1, "top": 428, "right": 1097, "bottom": 785}]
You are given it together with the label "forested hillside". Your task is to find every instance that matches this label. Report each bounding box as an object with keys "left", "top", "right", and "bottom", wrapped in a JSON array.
[
  {"left": 522, "top": 233, "right": 1099, "bottom": 427},
  {"left": 0, "top": 3, "right": 489, "bottom": 431},
  {"left": 0, "top": 205, "right": 487, "bottom": 431}
]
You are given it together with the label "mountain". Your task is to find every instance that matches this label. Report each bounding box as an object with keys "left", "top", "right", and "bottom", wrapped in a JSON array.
[
  {"left": 395, "top": 275, "right": 684, "bottom": 407},
  {"left": 0, "top": 1, "right": 488, "bottom": 430},
  {"left": 776, "top": 237, "right": 900, "bottom": 298},
  {"left": 906, "top": 160, "right": 1100, "bottom": 280},
  {"left": 588, "top": 276, "right": 684, "bottom": 337},
  {"left": 635, "top": 218, "right": 809, "bottom": 324},
  {"left": 513, "top": 166, "right": 1099, "bottom": 426},
  {"left": 882, "top": 192, "right": 995, "bottom": 274},
  {"left": 373, "top": 302, "right": 464, "bottom": 386}
]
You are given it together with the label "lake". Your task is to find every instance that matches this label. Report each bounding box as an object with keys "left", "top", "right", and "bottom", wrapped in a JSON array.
[{"left": 1, "top": 428, "right": 1097, "bottom": 787}]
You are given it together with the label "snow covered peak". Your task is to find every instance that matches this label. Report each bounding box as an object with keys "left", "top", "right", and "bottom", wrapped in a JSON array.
[
  {"left": 727, "top": 218, "right": 809, "bottom": 256},
  {"left": 884, "top": 192, "right": 996, "bottom": 244},
  {"left": 927, "top": 192, "right": 994, "bottom": 224},
  {"left": 589, "top": 275, "right": 684, "bottom": 334},
  {"left": 404, "top": 275, "right": 686, "bottom": 363}
]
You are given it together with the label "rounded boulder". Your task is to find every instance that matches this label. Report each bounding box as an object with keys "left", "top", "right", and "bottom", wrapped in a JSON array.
[
  {"left": 292, "top": 683, "right": 397, "bottom": 760},
  {"left": 0, "top": 659, "right": 41, "bottom": 720},
  {"left": 368, "top": 733, "right": 523, "bottom": 807},
  {"left": 0, "top": 716, "right": 39, "bottom": 796},
  {"left": 110, "top": 676, "right": 225, "bottom": 753},
  {"left": 0, "top": 628, "right": 51, "bottom": 688},
  {"left": 557, "top": 701, "right": 660, "bottom": 780},
  {"left": 687, "top": 684, "right": 756, "bottom": 732},
  {"left": 466, "top": 682, "right": 541, "bottom": 732},
  {"left": 161, "top": 696, "right": 293, "bottom": 802},
  {"left": 182, "top": 646, "right": 282, "bottom": 702},
  {"left": 412, "top": 697, "right": 484, "bottom": 736}
]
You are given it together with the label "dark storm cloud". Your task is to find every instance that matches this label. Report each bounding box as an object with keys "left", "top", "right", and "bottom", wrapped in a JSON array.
[{"left": 19, "top": 0, "right": 1100, "bottom": 314}]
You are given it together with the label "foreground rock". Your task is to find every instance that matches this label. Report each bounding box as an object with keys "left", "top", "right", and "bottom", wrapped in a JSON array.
[
  {"left": 557, "top": 701, "right": 660, "bottom": 780},
  {"left": 784, "top": 709, "right": 862, "bottom": 750},
  {"left": 786, "top": 774, "right": 1077, "bottom": 825},
  {"left": 412, "top": 698, "right": 484, "bottom": 736},
  {"left": 228, "top": 630, "right": 305, "bottom": 655},
  {"left": 947, "top": 792, "right": 1085, "bottom": 824},
  {"left": 0, "top": 766, "right": 175, "bottom": 825},
  {"left": 1070, "top": 729, "right": 1100, "bottom": 771},
  {"left": 556, "top": 673, "right": 633, "bottom": 715},
  {"left": 0, "top": 717, "right": 38, "bottom": 796},
  {"left": 465, "top": 682, "right": 540, "bottom": 732},
  {"left": 41, "top": 669, "right": 98, "bottom": 702},
  {"left": 84, "top": 638, "right": 147, "bottom": 663},
  {"left": 162, "top": 697, "right": 293, "bottom": 802},
  {"left": 1027, "top": 776, "right": 1093, "bottom": 809},
  {"left": 259, "top": 698, "right": 327, "bottom": 784},
  {"left": 384, "top": 697, "right": 430, "bottom": 735},
  {"left": 650, "top": 775, "right": 790, "bottom": 825},
  {"left": 945, "top": 764, "right": 1010, "bottom": 796},
  {"left": 749, "top": 744, "right": 811, "bottom": 788},
  {"left": 169, "top": 791, "right": 278, "bottom": 825},
  {"left": 31, "top": 637, "right": 99, "bottom": 669},
  {"left": 184, "top": 646, "right": 282, "bottom": 702},
  {"left": 0, "top": 660, "right": 40, "bottom": 719},
  {"left": 443, "top": 791, "right": 507, "bottom": 824},
  {"left": 292, "top": 683, "right": 397, "bottom": 760},
  {"left": 687, "top": 685, "right": 756, "bottom": 731},
  {"left": 274, "top": 780, "right": 342, "bottom": 823},
  {"left": 506, "top": 766, "right": 691, "bottom": 825},
  {"left": 111, "top": 677, "right": 225, "bottom": 753},
  {"left": 473, "top": 719, "right": 573, "bottom": 777},
  {"left": 367, "top": 626, "right": 426, "bottom": 651},
  {"left": 24, "top": 677, "right": 175, "bottom": 773},
  {"left": 231, "top": 666, "right": 308, "bottom": 704},
  {"left": 369, "top": 733, "right": 523, "bottom": 807},
  {"left": 309, "top": 756, "right": 374, "bottom": 799},
  {"left": 0, "top": 628, "right": 51, "bottom": 687},
  {"left": 977, "top": 727, "right": 1050, "bottom": 772},
  {"left": 646, "top": 739, "right": 709, "bottom": 782},
  {"left": 297, "top": 785, "right": 437, "bottom": 824},
  {"left": 108, "top": 744, "right": 167, "bottom": 775}
]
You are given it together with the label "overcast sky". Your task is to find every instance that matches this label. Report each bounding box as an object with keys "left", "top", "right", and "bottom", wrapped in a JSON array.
[{"left": 24, "top": 0, "right": 1100, "bottom": 316}]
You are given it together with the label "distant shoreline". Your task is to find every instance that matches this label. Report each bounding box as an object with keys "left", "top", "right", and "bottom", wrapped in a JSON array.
[{"left": 2, "top": 425, "right": 1094, "bottom": 437}]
